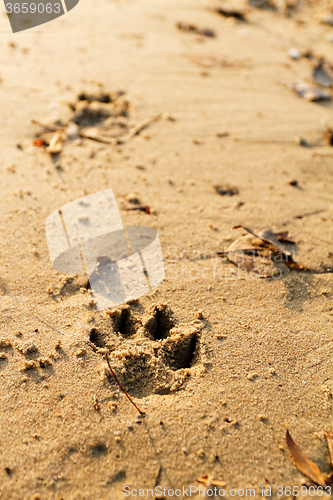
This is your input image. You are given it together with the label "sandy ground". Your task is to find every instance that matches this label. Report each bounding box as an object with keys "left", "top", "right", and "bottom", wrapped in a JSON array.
[{"left": 1, "top": 0, "right": 333, "bottom": 498}]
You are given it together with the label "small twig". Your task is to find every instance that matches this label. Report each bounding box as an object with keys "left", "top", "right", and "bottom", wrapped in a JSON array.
[
  {"left": 78, "top": 130, "right": 118, "bottom": 145},
  {"left": 105, "top": 353, "right": 145, "bottom": 415},
  {"left": 31, "top": 119, "right": 63, "bottom": 132}
]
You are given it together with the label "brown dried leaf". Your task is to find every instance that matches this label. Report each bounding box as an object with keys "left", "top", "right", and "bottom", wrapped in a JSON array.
[
  {"left": 197, "top": 475, "right": 227, "bottom": 487},
  {"left": 325, "top": 432, "right": 333, "bottom": 468},
  {"left": 233, "top": 226, "right": 309, "bottom": 271},
  {"left": 326, "top": 471, "right": 333, "bottom": 485},
  {"left": 233, "top": 226, "right": 289, "bottom": 254},
  {"left": 220, "top": 233, "right": 279, "bottom": 277},
  {"left": 312, "top": 63, "right": 333, "bottom": 88},
  {"left": 291, "top": 81, "right": 331, "bottom": 101},
  {"left": 286, "top": 429, "right": 326, "bottom": 487},
  {"left": 274, "top": 231, "right": 295, "bottom": 243}
]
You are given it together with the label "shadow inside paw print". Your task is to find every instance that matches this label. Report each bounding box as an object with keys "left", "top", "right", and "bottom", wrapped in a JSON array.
[{"left": 88, "top": 303, "right": 203, "bottom": 397}]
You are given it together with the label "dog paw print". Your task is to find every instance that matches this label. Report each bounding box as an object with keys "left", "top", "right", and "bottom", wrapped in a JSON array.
[{"left": 88, "top": 303, "right": 204, "bottom": 397}]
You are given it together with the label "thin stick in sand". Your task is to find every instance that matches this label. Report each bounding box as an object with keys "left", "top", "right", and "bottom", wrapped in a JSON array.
[{"left": 105, "top": 353, "right": 145, "bottom": 415}]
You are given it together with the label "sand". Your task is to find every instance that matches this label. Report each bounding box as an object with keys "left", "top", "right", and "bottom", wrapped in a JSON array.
[{"left": 0, "top": 0, "right": 333, "bottom": 498}]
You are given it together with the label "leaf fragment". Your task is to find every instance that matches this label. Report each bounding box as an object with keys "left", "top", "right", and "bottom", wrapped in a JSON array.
[
  {"left": 291, "top": 81, "right": 331, "bottom": 101},
  {"left": 325, "top": 432, "right": 333, "bottom": 468},
  {"left": 312, "top": 63, "right": 333, "bottom": 88},
  {"left": 45, "top": 131, "right": 64, "bottom": 154},
  {"left": 286, "top": 429, "right": 326, "bottom": 487}
]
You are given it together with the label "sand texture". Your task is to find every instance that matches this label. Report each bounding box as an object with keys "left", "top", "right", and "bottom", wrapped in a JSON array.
[{"left": 0, "top": 0, "right": 333, "bottom": 498}]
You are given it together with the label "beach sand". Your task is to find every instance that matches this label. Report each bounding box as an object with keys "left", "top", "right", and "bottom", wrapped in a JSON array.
[{"left": 0, "top": 0, "right": 333, "bottom": 498}]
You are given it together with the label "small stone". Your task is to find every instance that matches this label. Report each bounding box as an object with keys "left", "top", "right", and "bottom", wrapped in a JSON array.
[
  {"left": 258, "top": 414, "right": 268, "bottom": 422},
  {"left": 288, "top": 48, "right": 301, "bottom": 60},
  {"left": 125, "top": 192, "right": 140, "bottom": 204},
  {"left": 295, "top": 135, "right": 309, "bottom": 147},
  {"left": 287, "top": 178, "right": 298, "bottom": 186}
]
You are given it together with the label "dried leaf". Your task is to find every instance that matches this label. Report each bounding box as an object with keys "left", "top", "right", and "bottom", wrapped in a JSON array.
[
  {"left": 286, "top": 429, "right": 326, "bottom": 487},
  {"left": 326, "top": 471, "right": 333, "bottom": 485},
  {"left": 219, "top": 233, "right": 279, "bottom": 277},
  {"left": 45, "top": 131, "right": 63, "bottom": 154},
  {"left": 325, "top": 432, "right": 333, "bottom": 468},
  {"left": 291, "top": 81, "right": 331, "bottom": 101},
  {"left": 274, "top": 231, "right": 295, "bottom": 243},
  {"left": 234, "top": 226, "right": 309, "bottom": 271},
  {"left": 312, "top": 63, "right": 333, "bottom": 88}
]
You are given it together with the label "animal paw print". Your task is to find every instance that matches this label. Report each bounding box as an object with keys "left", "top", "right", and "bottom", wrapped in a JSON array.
[{"left": 88, "top": 303, "right": 203, "bottom": 397}]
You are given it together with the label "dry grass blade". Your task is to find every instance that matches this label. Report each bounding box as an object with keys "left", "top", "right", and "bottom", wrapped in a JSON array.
[
  {"left": 286, "top": 429, "right": 326, "bottom": 487},
  {"left": 326, "top": 471, "right": 333, "bottom": 485},
  {"left": 128, "top": 113, "right": 162, "bottom": 139},
  {"left": 105, "top": 353, "right": 145, "bottom": 415},
  {"left": 312, "top": 63, "right": 333, "bottom": 88}
]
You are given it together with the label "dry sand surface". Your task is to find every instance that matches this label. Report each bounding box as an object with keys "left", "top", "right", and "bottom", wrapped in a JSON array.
[{"left": 1, "top": 0, "right": 333, "bottom": 498}]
